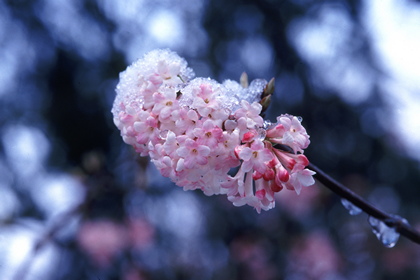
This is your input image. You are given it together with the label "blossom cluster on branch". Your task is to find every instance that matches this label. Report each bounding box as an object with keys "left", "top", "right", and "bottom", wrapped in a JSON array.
[{"left": 112, "top": 49, "right": 315, "bottom": 212}]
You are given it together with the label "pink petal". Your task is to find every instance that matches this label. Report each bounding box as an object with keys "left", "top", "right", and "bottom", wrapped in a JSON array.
[
  {"left": 197, "top": 145, "right": 211, "bottom": 156},
  {"left": 238, "top": 147, "right": 252, "bottom": 161}
]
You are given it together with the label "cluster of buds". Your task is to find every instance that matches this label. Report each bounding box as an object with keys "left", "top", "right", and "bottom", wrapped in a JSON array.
[{"left": 112, "top": 49, "right": 315, "bottom": 212}]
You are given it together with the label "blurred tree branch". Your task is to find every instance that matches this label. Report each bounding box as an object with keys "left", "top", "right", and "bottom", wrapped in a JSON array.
[{"left": 12, "top": 203, "right": 85, "bottom": 280}]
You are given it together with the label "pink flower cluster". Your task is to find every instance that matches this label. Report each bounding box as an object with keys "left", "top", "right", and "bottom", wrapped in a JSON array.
[{"left": 112, "top": 49, "right": 315, "bottom": 212}]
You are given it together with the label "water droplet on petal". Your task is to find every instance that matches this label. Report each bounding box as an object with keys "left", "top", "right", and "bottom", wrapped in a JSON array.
[
  {"left": 368, "top": 216, "right": 402, "bottom": 248},
  {"left": 341, "top": 198, "right": 362, "bottom": 215},
  {"left": 296, "top": 116, "right": 303, "bottom": 122},
  {"left": 257, "top": 127, "right": 267, "bottom": 140},
  {"left": 263, "top": 120, "right": 274, "bottom": 130}
]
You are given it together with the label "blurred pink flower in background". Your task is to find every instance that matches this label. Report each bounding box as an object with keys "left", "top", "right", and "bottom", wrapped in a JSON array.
[
  {"left": 123, "top": 267, "right": 150, "bottom": 280},
  {"left": 127, "top": 217, "right": 156, "bottom": 250},
  {"left": 77, "top": 220, "right": 128, "bottom": 267},
  {"left": 276, "top": 181, "right": 322, "bottom": 218},
  {"left": 287, "top": 230, "right": 343, "bottom": 279},
  {"left": 230, "top": 234, "right": 278, "bottom": 280}
]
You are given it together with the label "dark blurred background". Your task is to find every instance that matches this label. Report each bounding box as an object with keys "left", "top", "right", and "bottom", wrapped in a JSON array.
[{"left": 1, "top": 0, "right": 420, "bottom": 279}]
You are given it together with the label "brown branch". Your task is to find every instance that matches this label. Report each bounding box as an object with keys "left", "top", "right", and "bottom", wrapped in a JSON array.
[{"left": 308, "top": 162, "right": 420, "bottom": 245}]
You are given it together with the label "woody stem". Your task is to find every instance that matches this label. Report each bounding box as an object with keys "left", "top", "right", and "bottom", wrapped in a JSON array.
[{"left": 308, "top": 162, "right": 420, "bottom": 245}]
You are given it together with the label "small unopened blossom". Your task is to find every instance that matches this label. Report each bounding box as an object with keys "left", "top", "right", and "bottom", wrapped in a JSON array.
[{"left": 112, "top": 49, "right": 315, "bottom": 212}]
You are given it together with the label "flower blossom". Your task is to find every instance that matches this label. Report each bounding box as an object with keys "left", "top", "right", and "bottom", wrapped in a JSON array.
[{"left": 112, "top": 49, "right": 315, "bottom": 212}]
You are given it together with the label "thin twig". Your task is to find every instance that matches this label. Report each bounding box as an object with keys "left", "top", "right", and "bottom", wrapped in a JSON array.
[
  {"left": 308, "top": 162, "right": 420, "bottom": 245},
  {"left": 12, "top": 203, "right": 84, "bottom": 280}
]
